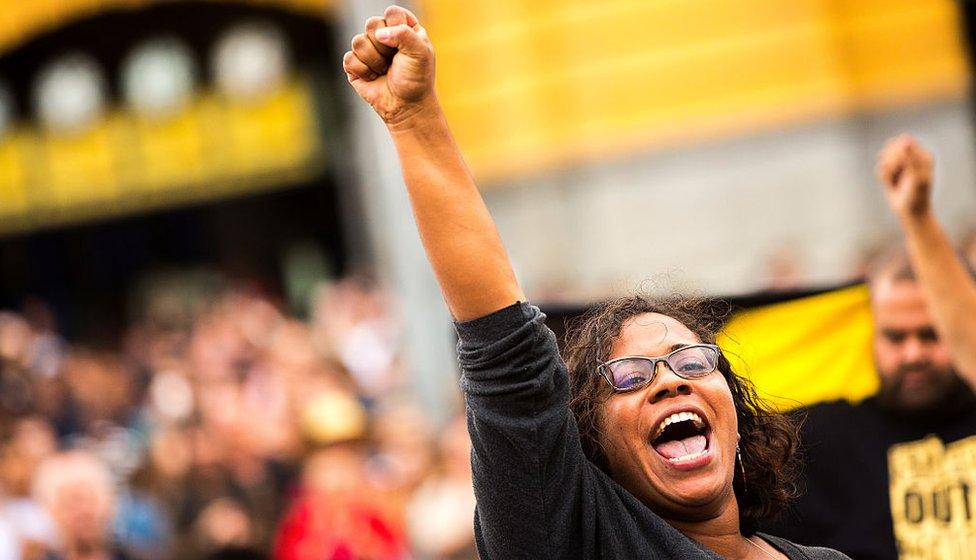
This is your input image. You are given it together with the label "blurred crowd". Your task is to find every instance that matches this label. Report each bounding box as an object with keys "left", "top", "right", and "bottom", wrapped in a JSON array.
[{"left": 0, "top": 274, "right": 476, "bottom": 560}]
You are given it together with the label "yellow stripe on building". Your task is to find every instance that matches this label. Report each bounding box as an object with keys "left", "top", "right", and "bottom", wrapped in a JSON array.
[
  {"left": 0, "top": 79, "right": 321, "bottom": 235},
  {"left": 39, "top": 117, "right": 126, "bottom": 209},
  {"left": 422, "top": 0, "right": 970, "bottom": 182}
]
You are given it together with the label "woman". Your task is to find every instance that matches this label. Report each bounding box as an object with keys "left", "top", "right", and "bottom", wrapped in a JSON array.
[{"left": 343, "top": 6, "right": 849, "bottom": 559}]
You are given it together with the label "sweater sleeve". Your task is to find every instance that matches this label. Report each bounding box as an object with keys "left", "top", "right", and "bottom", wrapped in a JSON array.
[{"left": 455, "top": 302, "right": 587, "bottom": 559}]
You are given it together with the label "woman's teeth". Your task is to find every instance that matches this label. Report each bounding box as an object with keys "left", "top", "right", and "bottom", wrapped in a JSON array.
[{"left": 654, "top": 411, "right": 704, "bottom": 439}]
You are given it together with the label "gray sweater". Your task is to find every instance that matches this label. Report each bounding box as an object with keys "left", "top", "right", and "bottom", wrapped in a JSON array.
[{"left": 456, "top": 302, "right": 850, "bottom": 560}]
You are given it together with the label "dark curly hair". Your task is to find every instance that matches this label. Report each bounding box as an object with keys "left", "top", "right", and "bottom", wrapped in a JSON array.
[{"left": 563, "top": 294, "right": 801, "bottom": 535}]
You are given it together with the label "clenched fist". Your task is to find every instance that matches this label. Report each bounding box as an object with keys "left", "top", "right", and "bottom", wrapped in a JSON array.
[
  {"left": 343, "top": 5, "right": 436, "bottom": 127},
  {"left": 876, "top": 134, "right": 934, "bottom": 221}
]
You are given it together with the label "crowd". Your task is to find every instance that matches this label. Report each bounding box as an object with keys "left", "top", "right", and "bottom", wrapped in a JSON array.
[{"left": 0, "top": 274, "right": 477, "bottom": 560}]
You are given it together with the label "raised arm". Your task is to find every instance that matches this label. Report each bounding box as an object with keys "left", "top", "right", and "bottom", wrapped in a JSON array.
[
  {"left": 343, "top": 5, "right": 523, "bottom": 321},
  {"left": 877, "top": 134, "right": 976, "bottom": 386}
]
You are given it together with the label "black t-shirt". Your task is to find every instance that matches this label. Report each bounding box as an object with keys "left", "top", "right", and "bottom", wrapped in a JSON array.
[
  {"left": 456, "top": 302, "right": 849, "bottom": 559},
  {"left": 763, "top": 398, "right": 976, "bottom": 559}
]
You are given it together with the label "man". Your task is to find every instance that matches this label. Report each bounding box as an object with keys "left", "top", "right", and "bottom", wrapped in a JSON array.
[
  {"left": 33, "top": 450, "right": 132, "bottom": 560},
  {"left": 766, "top": 135, "right": 976, "bottom": 560}
]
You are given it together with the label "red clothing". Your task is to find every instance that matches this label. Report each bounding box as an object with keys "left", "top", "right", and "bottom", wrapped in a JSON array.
[{"left": 273, "top": 494, "right": 408, "bottom": 560}]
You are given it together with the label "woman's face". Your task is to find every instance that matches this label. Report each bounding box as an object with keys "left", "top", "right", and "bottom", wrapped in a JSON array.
[{"left": 598, "top": 312, "right": 739, "bottom": 521}]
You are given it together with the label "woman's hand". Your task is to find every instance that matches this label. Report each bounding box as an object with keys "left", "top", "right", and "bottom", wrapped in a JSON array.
[
  {"left": 876, "top": 134, "right": 934, "bottom": 222},
  {"left": 342, "top": 5, "right": 436, "bottom": 128}
]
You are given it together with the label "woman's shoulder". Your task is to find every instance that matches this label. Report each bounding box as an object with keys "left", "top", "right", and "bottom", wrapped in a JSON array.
[{"left": 759, "top": 533, "right": 852, "bottom": 560}]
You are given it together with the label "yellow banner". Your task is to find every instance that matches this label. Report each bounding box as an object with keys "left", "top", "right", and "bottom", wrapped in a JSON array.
[{"left": 718, "top": 284, "right": 878, "bottom": 410}]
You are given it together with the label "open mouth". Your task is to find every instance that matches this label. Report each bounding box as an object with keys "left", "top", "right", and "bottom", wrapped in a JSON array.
[{"left": 650, "top": 411, "right": 711, "bottom": 464}]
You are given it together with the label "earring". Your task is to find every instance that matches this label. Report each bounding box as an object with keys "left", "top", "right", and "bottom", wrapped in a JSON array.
[{"left": 736, "top": 443, "right": 747, "bottom": 486}]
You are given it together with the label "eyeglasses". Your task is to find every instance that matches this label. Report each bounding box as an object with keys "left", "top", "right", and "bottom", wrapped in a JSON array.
[{"left": 597, "top": 344, "right": 721, "bottom": 392}]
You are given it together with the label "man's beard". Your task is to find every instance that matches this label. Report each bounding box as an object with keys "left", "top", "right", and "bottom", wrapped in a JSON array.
[{"left": 876, "top": 362, "right": 976, "bottom": 422}]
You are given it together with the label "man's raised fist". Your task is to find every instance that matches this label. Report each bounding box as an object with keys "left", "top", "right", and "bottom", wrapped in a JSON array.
[{"left": 876, "top": 134, "right": 934, "bottom": 220}]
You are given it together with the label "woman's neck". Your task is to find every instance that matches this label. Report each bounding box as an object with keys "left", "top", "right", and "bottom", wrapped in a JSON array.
[{"left": 665, "top": 498, "right": 757, "bottom": 559}]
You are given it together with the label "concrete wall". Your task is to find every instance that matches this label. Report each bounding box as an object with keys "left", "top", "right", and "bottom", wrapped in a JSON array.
[{"left": 485, "top": 101, "right": 976, "bottom": 299}]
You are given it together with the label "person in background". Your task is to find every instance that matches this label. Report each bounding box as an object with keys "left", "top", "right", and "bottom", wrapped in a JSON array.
[
  {"left": 406, "top": 414, "right": 477, "bottom": 560},
  {"left": 190, "top": 498, "right": 259, "bottom": 558},
  {"left": 764, "top": 135, "right": 976, "bottom": 559},
  {"left": 1, "top": 416, "right": 58, "bottom": 559},
  {"left": 366, "top": 398, "right": 436, "bottom": 519},
  {"left": 33, "top": 450, "right": 130, "bottom": 560},
  {"left": 273, "top": 389, "right": 409, "bottom": 560}
]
